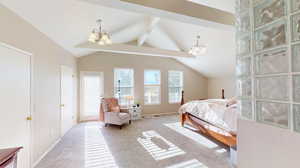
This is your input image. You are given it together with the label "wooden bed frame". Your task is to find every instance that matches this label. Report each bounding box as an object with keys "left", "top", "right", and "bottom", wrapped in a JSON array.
[{"left": 180, "top": 90, "right": 237, "bottom": 147}]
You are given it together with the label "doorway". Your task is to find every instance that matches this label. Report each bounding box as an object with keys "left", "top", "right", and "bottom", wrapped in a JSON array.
[
  {"left": 60, "top": 65, "right": 75, "bottom": 137},
  {"left": 0, "top": 43, "right": 32, "bottom": 168},
  {"left": 80, "top": 71, "right": 104, "bottom": 121}
]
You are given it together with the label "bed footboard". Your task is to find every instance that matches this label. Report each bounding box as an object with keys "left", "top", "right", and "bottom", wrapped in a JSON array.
[
  {"left": 181, "top": 113, "right": 186, "bottom": 127},
  {"left": 179, "top": 112, "right": 236, "bottom": 147}
]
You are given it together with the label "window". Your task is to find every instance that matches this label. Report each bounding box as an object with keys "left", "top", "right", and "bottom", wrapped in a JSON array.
[
  {"left": 144, "top": 70, "right": 161, "bottom": 105},
  {"left": 168, "top": 71, "right": 183, "bottom": 103},
  {"left": 114, "top": 68, "right": 134, "bottom": 106}
]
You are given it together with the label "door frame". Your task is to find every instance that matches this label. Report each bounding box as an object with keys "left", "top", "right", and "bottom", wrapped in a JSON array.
[
  {"left": 60, "top": 65, "right": 75, "bottom": 137},
  {"left": 0, "top": 42, "right": 34, "bottom": 167},
  {"left": 79, "top": 71, "right": 104, "bottom": 122}
]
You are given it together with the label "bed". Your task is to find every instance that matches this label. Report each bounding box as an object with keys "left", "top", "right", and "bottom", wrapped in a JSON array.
[{"left": 179, "top": 90, "right": 239, "bottom": 147}]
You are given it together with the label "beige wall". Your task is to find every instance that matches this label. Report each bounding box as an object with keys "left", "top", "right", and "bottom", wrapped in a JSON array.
[
  {"left": 0, "top": 4, "right": 77, "bottom": 165},
  {"left": 78, "top": 52, "right": 208, "bottom": 115},
  {"left": 208, "top": 77, "right": 236, "bottom": 99},
  {"left": 238, "top": 119, "right": 300, "bottom": 168}
]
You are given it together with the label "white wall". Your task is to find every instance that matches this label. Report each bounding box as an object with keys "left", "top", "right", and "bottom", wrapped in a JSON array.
[
  {"left": 78, "top": 52, "right": 208, "bottom": 115},
  {"left": 238, "top": 119, "right": 300, "bottom": 168},
  {"left": 0, "top": 4, "right": 77, "bottom": 165},
  {"left": 207, "top": 77, "right": 236, "bottom": 99}
]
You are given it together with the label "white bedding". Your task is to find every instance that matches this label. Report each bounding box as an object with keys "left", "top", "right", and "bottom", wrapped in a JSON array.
[{"left": 179, "top": 99, "right": 240, "bottom": 134}]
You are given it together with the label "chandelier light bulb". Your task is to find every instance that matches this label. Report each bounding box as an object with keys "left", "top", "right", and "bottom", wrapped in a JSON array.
[
  {"left": 88, "top": 19, "right": 112, "bottom": 46},
  {"left": 98, "top": 40, "right": 104, "bottom": 45},
  {"left": 106, "top": 38, "right": 112, "bottom": 45},
  {"left": 101, "top": 34, "right": 108, "bottom": 41},
  {"left": 88, "top": 31, "right": 98, "bottom": 43},
  {"left": 189, "top": 35, "right": 207, "bottom": 57}
]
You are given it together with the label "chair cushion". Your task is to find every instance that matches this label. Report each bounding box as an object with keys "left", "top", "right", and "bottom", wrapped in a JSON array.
[{"left": 119, "top": 112, "right": 130, "bottom": 120}]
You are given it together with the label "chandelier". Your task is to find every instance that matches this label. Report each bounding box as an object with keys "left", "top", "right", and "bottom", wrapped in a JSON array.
[
  {"left": 88, "top": 19, "right": 112, "bottom": 45},
  {"left": 189, "top": 35, "right": 207, "bottom": 57}
]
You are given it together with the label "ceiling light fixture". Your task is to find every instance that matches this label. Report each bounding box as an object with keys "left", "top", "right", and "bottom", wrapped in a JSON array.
[
  {"left": 88, "top": 19, "right": 112, "bottom": 45},
  {"left": 189, "top": 35, "right": 207, "bottom": 57}
]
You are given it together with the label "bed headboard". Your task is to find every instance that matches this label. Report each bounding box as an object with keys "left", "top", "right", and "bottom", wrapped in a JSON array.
[
  {"left": 180, "top": 91, "right": 185, "bottom": 105},
  {"left": 222, "top": 89, "right": 225, "bottom": 99},
  {"left": 180, "top": 89, "right": 225, "bottom": 105}
]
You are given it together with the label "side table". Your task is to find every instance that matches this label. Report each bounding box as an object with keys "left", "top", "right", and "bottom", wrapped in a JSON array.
[{"left": 129, "top": 106, "right": 142, "bottom": 120}]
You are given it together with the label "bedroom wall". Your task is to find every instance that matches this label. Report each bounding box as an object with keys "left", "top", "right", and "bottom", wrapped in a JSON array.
[
  {"left": 238, "top": 119, "right": 300, "bottom": 168},
  {"left": 236, "top": 0, "right": 300, "bottom": 167},
  {"left": 0, "top": 4, "right": 77, "bottom": 165},
  {"left": 207, "top": 77, "right": 236, "bottom": 99},
  {"left": 78, "top": 52, "right": 208, "bottom": 116}
]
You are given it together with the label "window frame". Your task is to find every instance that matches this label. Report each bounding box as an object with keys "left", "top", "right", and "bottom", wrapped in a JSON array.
[
  {"left": 113, "top": 68, "right": 134, "bottom": 106},
  {"left": 168, "top": 70, "right": 184, "bottom": 104},
  {"left": 144, "top": 69, "right": 161, "bottom": 105}
]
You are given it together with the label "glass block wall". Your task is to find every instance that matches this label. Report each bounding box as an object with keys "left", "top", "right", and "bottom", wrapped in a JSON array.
[{"left": 236, "top": 0, "right": 300, "bottom": 132}]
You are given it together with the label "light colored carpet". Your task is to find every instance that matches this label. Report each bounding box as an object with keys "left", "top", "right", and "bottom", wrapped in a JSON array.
[{"left": 36, "top": 115, "right": 233, "bottom": 168}]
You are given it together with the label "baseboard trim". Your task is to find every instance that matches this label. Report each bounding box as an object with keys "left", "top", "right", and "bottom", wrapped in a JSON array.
[
  {"left": 32, "top": 138, "right": 61, "bottom": 167},
  {"left": 142, "top": 112, "right": 178, "bottom": 118}
]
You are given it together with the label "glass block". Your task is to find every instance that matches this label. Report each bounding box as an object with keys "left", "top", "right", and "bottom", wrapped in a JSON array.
[
  {"left": 291, "top": 13, "right": 300, "bottom": 42},
  {"left": 237, "top": 35, "right": 251, "bottom": 56},
  {"left": 239, "top": 99, "right": 253, "bottom": 120},
  {"left": 237, "top": 78, "right": 252, "bottom": 98},
  {"left": 254, "top": 0, "right": 286, "bottom": 28},
  {"left": 237, "top": 12, "right": 251, "bottom": 34},
  {"left": 293, "top": 75, "right": 300, "bottom": 102},
  {"left": 236, "top": 57, "right": 251, "bottom": 77},
  {"left": 292, "top": 44, "right": 300, "bottom": 72},
  {"left": 236, "top": 0, "right": 250, "bottom": 13},
  {"left": 293, "top": 104, "right": 300, "bottom": 132},
  {"left": 257, "top": 101, "right": 289, "bottom": 128},
  {"left": 255, "top": 19, "right": 287, "bottom": 51},
  {"left": 291, "top": 0, "right": 300, "bottom": 13},
  {"left": 256, "top": 76, "right": 290, "bottom": 101},
  {"left": 252, "top": 0, "right": 263, "bottom": 6},
  {"left": 255, "top": 47, "right": 288, "bottom": 75}
]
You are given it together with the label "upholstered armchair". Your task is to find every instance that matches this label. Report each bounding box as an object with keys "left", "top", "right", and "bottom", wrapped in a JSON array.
[{"left": 100, "top": 98, "right": 131, "bottom": 129}]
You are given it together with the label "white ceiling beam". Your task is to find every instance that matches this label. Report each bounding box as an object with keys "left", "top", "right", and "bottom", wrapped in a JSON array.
[
  {"left": 122, "top": 0, "right": 234, "bottom": 25},
  {"left": 76, "top": 41, "right": 195, "bottom": 58},
  {"left": 82, "top": 0, "right": 235, "bottom": 31},
  {"left": 110, "top": 20, "right": 147, "bottom": 43},
  {"left": 146, "top": 26, "right": 183, "bottom": 51},
  {"left": 137, "top": 17, "right": 160, "bottom": 46}
]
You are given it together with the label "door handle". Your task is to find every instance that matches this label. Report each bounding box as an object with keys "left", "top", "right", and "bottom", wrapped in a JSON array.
[
  {"left": 26, "top": 116, "right": 32, "bottom": 121},
  {"left": 60, "top": 104, "right": 65, "bottom": 107}
]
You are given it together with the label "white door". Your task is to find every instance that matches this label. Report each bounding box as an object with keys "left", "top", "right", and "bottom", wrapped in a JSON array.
[
  {"left": 0, "top": 43, "right": 31, "bottom": 168},
  {"left": 60, "top": 66, "right": 74, "bottom": 136},
  {"left": 80, "top": 72, "right": 103, "bottom": 121}
]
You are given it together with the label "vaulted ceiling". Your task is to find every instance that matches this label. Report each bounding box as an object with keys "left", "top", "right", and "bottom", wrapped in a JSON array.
[{"left": 0, "top": 0, "right": 236, "bottom": 78}]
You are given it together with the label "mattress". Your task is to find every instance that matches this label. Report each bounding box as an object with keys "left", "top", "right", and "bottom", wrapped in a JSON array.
[{"left": 179, "top": 99, "right": 240, "bottom": 134}]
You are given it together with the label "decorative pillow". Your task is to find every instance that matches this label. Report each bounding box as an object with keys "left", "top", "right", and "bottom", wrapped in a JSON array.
[
  {"left": 111, "top": 106, "right": 120, "bottom": 112},
  {"left": 226, "top": 97, "right": 237, "bottom": 107}
]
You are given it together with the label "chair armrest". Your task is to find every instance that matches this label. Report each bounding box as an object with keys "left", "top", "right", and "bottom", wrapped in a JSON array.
[
  {"left": 105, "top": 111, "right": 119, "bottom": 115},
  {"left": 105, "top": 111, "right": 130, "bottom": 121}
]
